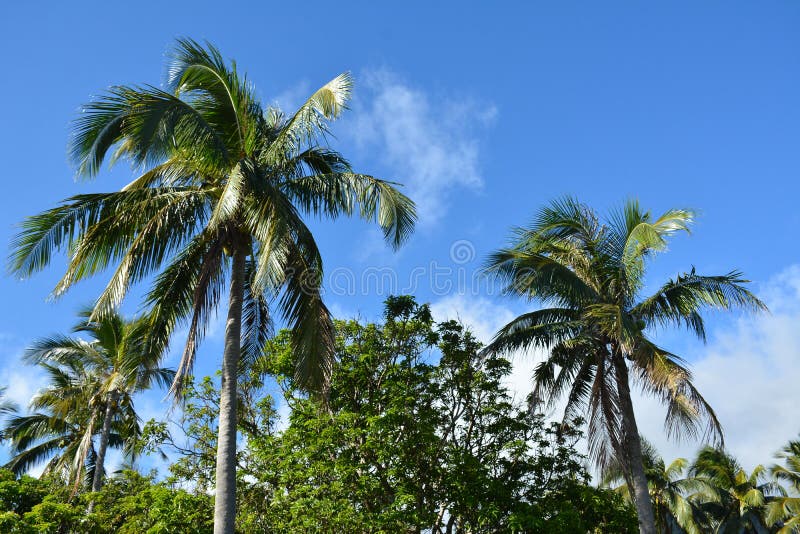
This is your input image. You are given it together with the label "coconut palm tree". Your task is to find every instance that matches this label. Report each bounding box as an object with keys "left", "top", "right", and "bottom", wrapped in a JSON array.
[
  {"left": 0, "top": 387, "right": 17, "bottom": 420},
  {"left": 3, "top": 353, "right": 136, "bottom": 491},
  {"left": 9, "top": 39, "right": 415, "bottom": 533},
  {"left": 691, "top": 446, "right": 779, "bottom": 533},
  {"left": 767, "top": 437, "right": 800, "bottom": 532},
  {"left": 23, "top": 309, "right": 173, "bottom": 492},
  {"left": 603, "top": 439, "right": 713, "bottom": 533},
  {"left": 483, "top": 197, "right": 765, "bottom": 534}
]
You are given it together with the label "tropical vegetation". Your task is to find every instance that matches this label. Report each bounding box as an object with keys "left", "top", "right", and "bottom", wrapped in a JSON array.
[
  {"left": 4, "top": 310, "right": 172, "bottom": 494},
  {"left": 8, "top": 38, "right": 414, "bottom": 534},
  {"left": 482, "top": 197, "right": 766, "bottom": 533},
  {"left": 1, "top": 38, "right": 795, "bottom": 534}
]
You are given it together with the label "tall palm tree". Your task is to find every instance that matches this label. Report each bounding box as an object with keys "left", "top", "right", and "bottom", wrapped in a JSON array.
[
  {"left": 3, "top": 353, "right": 135, "bottom": 490},
  {"left": 603, "top": 439, "right": 712, "bottom": 533},
  {"left": 9, "top": 39, "right": 415, "bottom": 533},
  {"left": 691, "top": 446, "right": 778, "bottom": 533},
  {"left": 767, "top": 437, "right": 800, "bottom": 532},
  {"left": 23, "top": 309, "right": 173, "bottom": 492},
  {"left": 483, "top": 197, "right": 765, "bottom": 534}
]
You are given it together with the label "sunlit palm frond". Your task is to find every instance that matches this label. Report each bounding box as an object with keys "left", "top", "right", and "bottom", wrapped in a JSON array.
[
  {"left": 263, "top": 72, "right": 353, "bottom": 164},
  {"left": 632, "top": 340, "right": 723, "bottom": 445},
  {"left": 282, "top": 172, "right": 416, "bottom": 249}
]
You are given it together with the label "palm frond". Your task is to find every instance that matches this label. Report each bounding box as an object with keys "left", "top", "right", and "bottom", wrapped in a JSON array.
[
  {"left": 71, "top": 84, "right": 228, "bottom": 178},
  {"left": 634, "top": 269, "right": 767, "bottom": 341},
  {"left": 263, "top": 72, "right": 352, "bottom": 164},
  {"left": 633, "top": 339, "right": 723, "bottom": 446},
  {"left": 484, "top": 308, "right": 581, "bottom": 355},
  {"left": 282, "top": 172, "right": 416, "bottom": 249}
]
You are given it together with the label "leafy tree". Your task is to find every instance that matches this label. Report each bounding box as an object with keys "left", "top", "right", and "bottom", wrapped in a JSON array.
[
  {"left": 0, "top": 469, "right": 48, "bottom": 517},
  {"left": 9, "top": 39, "right": 415, "bottom": 533},
  {"left": 483, "top": 197, "right": 765, "bottom": 534},
  {"left": 82, "top": 470, "right": 214, "bottom": 534},
  {"left": 0, "top": 469, "right": 213, "bottom": 533},
  {"left": 23, "top": 310, "right": 173, "bottom": 493},
  {"left": 222, "top": 296, "right": 636, "bottom": 532}
]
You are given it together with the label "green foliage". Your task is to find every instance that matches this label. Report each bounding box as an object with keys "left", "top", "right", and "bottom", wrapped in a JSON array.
[
  {"left": 602, "top": 440, "right": 800, "bottom": 533},
  {"left": 0, "top": 469, "right": 212, "bottom": 533},
  {"left": 84, "top": 470, "right": 213, "bottom": 534},
  {"left": 7, "top": 296, "right": 800, "bottom": 532},
  {"left": 154, "top": 296, "right": 635, "bottom": 532},
  {"left": 0, "top": 470, "right": 48, "bottom": 516},
  {"left": 689, "top": 446, "right": 778, "bottom": 533},
  {"left": 768, "top": 436, "right": 800, "bottom": 532}
]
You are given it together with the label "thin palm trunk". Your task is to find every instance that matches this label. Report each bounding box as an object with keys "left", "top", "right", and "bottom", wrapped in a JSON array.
[
  {"left": 214, "top": 248, "right": 245, "bottom": 534},
  {"left": 614, "top": 353, "right": 657, "bottom": 534},
  {"left": 91, "top": 390, "right": 118, "bottom": 493}
]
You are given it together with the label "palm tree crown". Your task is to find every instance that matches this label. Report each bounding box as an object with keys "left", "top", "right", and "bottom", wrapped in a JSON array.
[
  {"left": 10, "top": 39, "right": 414, "bottom": 394},
  {"left": 4, "top": 310, "right": 172, "bottom": 491},
  {"left": 767, "top": 437, "right": 800, "bottom": 532},
  {"left": 603, "top": 439, "right": 710, "bottom": 534},
  {"left": 8, "top": 39, "right": 415, "bottom": 533},
  {"left": 691, "top": 446, "right": 779, "bottom": 533},
  {"left": 484, "top": 197, "right": 765, "bottom": 534}
]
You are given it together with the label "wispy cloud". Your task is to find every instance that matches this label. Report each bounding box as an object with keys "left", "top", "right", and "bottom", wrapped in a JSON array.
[{"left": 346, "top": 69, "right": 496, "bottom": 227}]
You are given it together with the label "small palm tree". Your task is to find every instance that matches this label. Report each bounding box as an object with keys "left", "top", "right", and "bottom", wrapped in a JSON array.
[
  {"left": 691, "top": 446, "right": 778, "bottom": 533},
  {"left": 3, "top": 355, "right": 132, "bottom": 490},
  {"left": 603, "top": 439, "right": 711, "bottom": 534},
  {"left": 483, "top": 197, "right": 765, "bottom": 534},
  {"left": 23, "top": 309, "right": 173, "bottom": 492},
  {"left": 767, "top": 437, "right": 800, "bottom": 532},
  {"left": 9, "top": 39, "right": 415, "bottom": 533}
]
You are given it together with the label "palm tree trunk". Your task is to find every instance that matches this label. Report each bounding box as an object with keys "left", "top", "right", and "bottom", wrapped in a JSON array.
[
  {"left": 613, "top": 353, "right": 657, "bottom": 534},
  {"left": 213, "top": 248, "right": 246, "bottom": 534},
  {"left": 91, "top": 390, "right": 118, "bottom": 493}
]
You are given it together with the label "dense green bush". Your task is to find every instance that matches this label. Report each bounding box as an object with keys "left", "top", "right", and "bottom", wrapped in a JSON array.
[{"left": 0, "top": 469, "right": 212, "bottom": 533}]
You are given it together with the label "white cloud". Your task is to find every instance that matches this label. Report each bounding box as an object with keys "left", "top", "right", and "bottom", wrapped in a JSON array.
[
  {"left": 0, "top": 356, "right": 46, "bottom": 413},
  {"left": 432, "top": 266, "right": 800, "bottom": 472},
  {"left": 431, "top": 294, "right": 514, "bottom": 341},
  {"left": 430, "top": 294, "right": 544, "bottom": 404},
  {"left": 635, "top": 265, "right": 800, "bottom": 471},
  {"left": 347, "top": 69, "right": 495, "bottom": 227}
]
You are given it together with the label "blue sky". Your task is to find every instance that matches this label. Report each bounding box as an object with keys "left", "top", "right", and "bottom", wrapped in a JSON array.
[{"left": 1, "top": 1, "right": 799, "bottom": 472}]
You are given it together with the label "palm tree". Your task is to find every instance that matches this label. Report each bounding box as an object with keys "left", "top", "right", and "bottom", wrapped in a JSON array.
[
  {"left": 0, "top": 387, "right": 17, "bottom": 420},
  {"left": 483, "top": 197, "right": 765, "bottom": 534},
  {"left": 603, "top": 439, "right": 712, "bottom": 533},
  {"left": 23, "top": 309, "right": 173, "bottom": 492},
  {"left": 3, "top": 353, "right": 134, "bottom": 490},
  {"left": 767, "top": 437, "right": 800, "bottom": 532},
  {"left": 9, "top": 39, "right": 415, "bottom": 533},
  {"left": 691, "top": 446, "right": 778, "bottom": 533}
]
